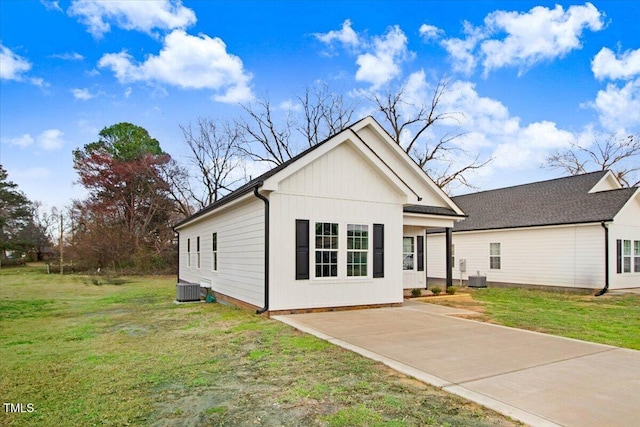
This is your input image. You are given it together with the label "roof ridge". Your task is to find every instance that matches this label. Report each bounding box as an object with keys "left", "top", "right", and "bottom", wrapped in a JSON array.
[{"left": 453, "top": 170, "right": 609, "bottom": 199}]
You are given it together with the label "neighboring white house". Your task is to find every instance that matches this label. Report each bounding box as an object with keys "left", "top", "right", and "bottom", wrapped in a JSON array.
[
  {"left": 174, "top": 116, "right": 465, "bottom": 314},
  {"left": 426, "top": 171, "right": 640, "bottom": 292}
]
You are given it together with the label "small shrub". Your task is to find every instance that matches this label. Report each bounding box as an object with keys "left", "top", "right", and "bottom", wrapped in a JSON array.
[
  {"left": 446, "top": 286, "right": 458, "bottom": 295},
  {"left": 431, "top": 286, "right": 442, "bottom": 296},
  {"left": 411, "top": 288, "right": 422, "bottom": 297}
]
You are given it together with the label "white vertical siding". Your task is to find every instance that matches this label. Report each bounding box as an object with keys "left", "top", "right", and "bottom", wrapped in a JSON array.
[
  {"left": 178, "top": 197, "right": 265, "bottom": 307},
  {"left": 610, "top": 194, "right": 640, "bottom": 289},
  {"left": 426, "top": 224, "right": 605, "bottom": 289},
  {"left": 269, "top": 142, "right": 405, "bottom": 310}
]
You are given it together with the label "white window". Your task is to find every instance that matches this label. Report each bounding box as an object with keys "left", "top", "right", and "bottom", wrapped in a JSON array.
[
  {"left": 635, "top": 241, "right": 640, "bottom": 273},
  {"left": 187, "top": 238, "right": 191, "bottom": 267},
  {"left": 315, "top": 222, "right": 338, "bottom": 277},
  {"left": 196, "top": 236, "right": 201, "bottom": 269},
  {"left": 212, "top": 233, "right": 218, "bottom": 272},
  {"left": 490, "top": 243, "right": 501, "bottom": 270},
  {"left": 403, "top": 237, "right": 414, "bottom": 270},
  {"left": 347, "top": 224, "right": 368, "bottom": 277},
  {"left": 623, "top": 240, "right": 632, "bottom": 273}
]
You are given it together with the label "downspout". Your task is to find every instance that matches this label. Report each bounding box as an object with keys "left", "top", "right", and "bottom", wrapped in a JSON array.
[
  {"left": 176, "top": 231, "right": 181, "bottom": 283},
  {"left": 254, "top": 185, "right": 270, "bottom": 314},
  {"left": 595, "top": 222, "right": 609, "bottom": 296}
]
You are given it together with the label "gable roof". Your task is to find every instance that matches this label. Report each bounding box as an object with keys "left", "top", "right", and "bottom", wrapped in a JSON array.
[
  {"left": 450, "top": 170, "right": 638, "bottom": 232},
  {"left": 175, "top": 116, "right": 463, "bottom": 229}
]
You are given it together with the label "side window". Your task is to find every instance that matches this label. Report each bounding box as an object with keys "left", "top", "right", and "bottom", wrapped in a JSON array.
[
  {"left": 635, "top": 241, "right": 640, "bottom": 273},
  {"left": 490, "top": 242, "right": 501, "bottom": 270},
  {"left": 347, "top": 224, "right": 368, "bottom": 277},
  {"left": 212, "top": 233, "right": 218, "bottom": 272},
  {"left": 196, "top": 236, "right": 201, "bottom": 269},
  {"left": 403, "top": 237, "right": 414, "bottom": 270},
  {"left": 623, "top": 240, "right": 632, "bottom": 273},
  {"left": 315, "top": 222, "right": 338, "bottom": 278},
  {"left": 187, "top": 238, "right": 191, "bottom": 267}
]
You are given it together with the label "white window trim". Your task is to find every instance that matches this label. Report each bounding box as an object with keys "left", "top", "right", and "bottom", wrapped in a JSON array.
[
  {"left": 635, "top": 240, "right": 640, "bottom": 273},
  {"left": 403, "top": 236, "right": 415, "bottom": 271},
  {"left": 196, "top": 236, "right": 201, "bottom": 269},
  {"left": 623, "top": 240, "right": 632, "bottom": 273},
  {"left": 309, "top": 220, "right": 373, "bottom": 280},
  {"left": 490, "top": 242, "right": 501, "bottom": 270},
  {"left": 347, "top": 224, "right": 369, "bottom": 278},
  {"left": 187, "top": 238, "right": 191, "bottom": 268},
  {"left": 212, "top": 232, "right": 218, "bottom": 273}
]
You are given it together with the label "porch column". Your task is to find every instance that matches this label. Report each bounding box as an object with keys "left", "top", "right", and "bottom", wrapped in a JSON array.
[{"left": 445, "top": 227, "right": 453, "bottom": 288}]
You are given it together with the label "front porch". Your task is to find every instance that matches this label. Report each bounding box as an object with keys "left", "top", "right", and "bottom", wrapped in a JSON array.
[{"left": 402, "top": 206, "right": 462, "bottom": 290}]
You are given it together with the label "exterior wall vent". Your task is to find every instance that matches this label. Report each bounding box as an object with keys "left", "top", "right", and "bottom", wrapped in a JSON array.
[{"left": 176, "top": 282, "right": 201, "bottom": 302}]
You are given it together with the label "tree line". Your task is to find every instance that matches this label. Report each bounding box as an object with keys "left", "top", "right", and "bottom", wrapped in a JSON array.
[{"left": 2, "top": 80, "right": 638, "bottom": 272}]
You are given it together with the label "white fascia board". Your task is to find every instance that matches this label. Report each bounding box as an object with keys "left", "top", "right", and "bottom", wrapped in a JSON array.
[
  {"left": 403, "top": 213, "right": 459, "bottom": 228},
  {"left": 351, "top": 117, "right": 465, "bottom": 216},
  {"left": 174, "top": 191, "right": 256, "bottom": 230},
  {"left": 589, "top": 170, "right": 623, "bottom": 193}
]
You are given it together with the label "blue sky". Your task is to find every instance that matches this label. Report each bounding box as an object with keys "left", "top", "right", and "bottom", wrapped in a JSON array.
[{"left": 1, "top": 0, "right": 639, "bottom": 209}]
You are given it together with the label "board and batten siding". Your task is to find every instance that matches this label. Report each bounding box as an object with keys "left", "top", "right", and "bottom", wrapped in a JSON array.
[
  {"left": 426, "top": 224, "right": 605, "bottom": 289},
  {"left": 178, "top": 197, "right": 265, "bottom": 307},
  {"left": 610, "top": 193, "right": 640, "bottom": 289},
  {"left": 268, "top": 141, "right": 405, "bottom": 310}
]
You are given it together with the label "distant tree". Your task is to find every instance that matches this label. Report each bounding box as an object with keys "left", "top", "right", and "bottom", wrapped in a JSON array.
[
  {"left": 372, "top": 78, "right": 491, "bottom": 191},
  {"left": 545, "top": 133, "right": 640, "bottom": 187},
  {"left": 17, "top": 202, "right": 55, "bottom": 261},
  {"left": 0, "top": 166, "right": 32, "bottom": 261},
  {"left": 72, "top": 123, "right": 180, "bottom": 271}
]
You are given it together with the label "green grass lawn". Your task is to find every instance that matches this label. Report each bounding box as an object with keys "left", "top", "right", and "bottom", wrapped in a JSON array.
[
  {"left": 0, "top": 265, "right": 518, "bottom": 427},
  {"left": 441, "top": 287, "right": 640, "bottom": 350}
]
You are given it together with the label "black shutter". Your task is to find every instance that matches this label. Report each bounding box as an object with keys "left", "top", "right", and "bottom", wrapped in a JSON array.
[
  {"left": 417, "top": 235, "right": 424, "bottom": 272},
  {"left": 295, "top": 220, "right": 309, "bottom": 280},
  {"left": 616, "top": 239, "right": 622, "bottom": 274},
  {"left": 373, "top": 224, "right": 384, "bottom": 278}
]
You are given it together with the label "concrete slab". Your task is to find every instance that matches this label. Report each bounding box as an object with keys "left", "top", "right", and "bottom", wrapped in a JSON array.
[{"left": 274, "top": 302, "right": 640, "bottom": 427}]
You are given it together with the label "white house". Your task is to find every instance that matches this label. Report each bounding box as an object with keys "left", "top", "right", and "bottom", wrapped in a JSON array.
[
  {"left": 174, "top": 116, "right": 465, "bottom": 314},
  {"left": 426, "top": 171, "right": 640, "bottom": 292}
]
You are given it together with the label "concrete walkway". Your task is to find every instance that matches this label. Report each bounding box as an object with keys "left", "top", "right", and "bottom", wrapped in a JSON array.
[{"left": 273, "top": 301, "right": 640, "bottom": 427}]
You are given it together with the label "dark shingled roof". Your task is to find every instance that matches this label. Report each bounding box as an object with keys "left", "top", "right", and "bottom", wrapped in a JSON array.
[{"left": 450, "top": 171, "right": 638, "bottom": 232}]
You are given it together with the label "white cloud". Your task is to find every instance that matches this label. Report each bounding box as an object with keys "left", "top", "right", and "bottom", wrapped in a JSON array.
[
  {"left": 588, "top": 79, "right": 640, "bottom": 131},
  {"left": 592, "top": 47, "right": 640, "bottom": 81},
  {"left": 0, "top": 44, "right": 32, "bottom": 81},
  {"left": 418, "top": 24, "right": 443, "bottom": 41},
  {"left": 314, "top": 19, "right": 359, "bottom": 49},
  {"left": 41, "top": 0, "right": 62, "bottom": 12},
  {"left": 51, "top": 51, "right": 84, "bottom": 61},
  {"left": 6, "top": 134, "right": 35, "bottom": 148},
  {"left": 442, "top": 3, "right": 604, "bottom": 76},
  {"left": 279, "top": 99, "right": 303, "bottom": 112},
  {"left": 38, "top": 129, "right": 65, "bottom": 151},
  {"left": 98, "top": 30, "right": 253, "bottom": 103},
  {"left": 441, "top": 22, "right": 485, "bottom": 75},
  {"left": 71, "top": 88, "right": 98, "bottom": 100},
  {"left": 355, "top": 25, "right": 411, "bottom": 89},
  {"left": 124, "top": 87, "right": 132, "bottom": 98},
  {"left": 68, "top": 0, "right": 196, "bottom": 38}
]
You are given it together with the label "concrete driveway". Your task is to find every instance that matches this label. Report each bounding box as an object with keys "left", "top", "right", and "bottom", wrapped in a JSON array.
[{"left": 273, "top": 301, "right": 640, "bottom": 427}]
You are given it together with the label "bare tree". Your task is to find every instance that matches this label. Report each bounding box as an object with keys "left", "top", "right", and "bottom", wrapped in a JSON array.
[
  {"left": 296, "top": 83, "right": 356, "bottom": 147},
  {"left": 238, "top": 84, "right": 357, "bottom": 166},
  {"left": 545, "top": 133, "right": 640, "bottom": 187},
  {"left": 373, "top": 78, "right": 491, "bottom": 191},
  {"left": 237, "top": 98, "right": 295, "bottom": 166},
  {"left": 180, "top": 118, "right": 246, "bottom": 210}
]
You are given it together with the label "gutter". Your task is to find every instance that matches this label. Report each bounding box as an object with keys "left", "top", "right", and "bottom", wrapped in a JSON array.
[
  {"left": 253, "top": 184, "right": 270, "bottom": 314},
  {"left": 595, "top": 221, "right": 609, "bottom": 296}
]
